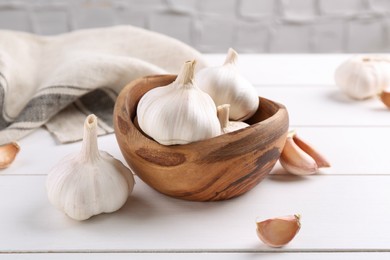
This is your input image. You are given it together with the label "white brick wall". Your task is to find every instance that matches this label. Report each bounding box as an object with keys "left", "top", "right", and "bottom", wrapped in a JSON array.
[{"left": 0, "top": 0, "right": 388, "bottom": 53}]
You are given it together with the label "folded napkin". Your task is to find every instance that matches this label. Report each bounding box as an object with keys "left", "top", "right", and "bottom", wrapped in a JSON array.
[{"left": 0, "top": 25, "right": 207, "bottom": 144}]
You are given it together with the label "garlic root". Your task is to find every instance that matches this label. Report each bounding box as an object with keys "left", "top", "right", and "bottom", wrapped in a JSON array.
[
  {"left": 256, "top": 214, "right": 301, "bottom": 248},
  {"left": 279, "top": 131, "right": 330, "bottom": 175}
]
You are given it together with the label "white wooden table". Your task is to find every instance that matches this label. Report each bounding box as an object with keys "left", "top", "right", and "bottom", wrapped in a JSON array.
[{"left": 1, "top": 54, "right": 390, "bottom": 259}]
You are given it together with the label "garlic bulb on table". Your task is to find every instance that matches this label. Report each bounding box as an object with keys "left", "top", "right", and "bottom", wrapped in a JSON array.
[
  {"left": 217, "top": 104, "right": 249, "bottom": 134},
  {"left": 195, "top": 48, "right": 259, "bottom": 121},
  {"left": 137, "top": 60, "right": 221, "bottom": 145},
  {"left": 334, "top": 55, "right": 390, "bottom": 100},
  {"left": 46, "top": 114, "right": 135, "bottom": 221}
]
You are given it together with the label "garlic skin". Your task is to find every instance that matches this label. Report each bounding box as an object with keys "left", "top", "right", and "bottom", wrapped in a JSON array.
[
  {"left": 217, "top": 104, "right": 249, "bottom": 134},
  {"left": 256, "top": 214, "right": 301, "bottom": 248},
  {"left": 279, "top": 130, "right": 330, "bottom": 176},
  {"left": 195, "top": 48, "right": 259, "bottom": 121},
  {"left": 335, "top": 55, "right": 390, "bottom": 100},
  {"left": 46, "top": 114, "right": 135, "bottom": 221},
  {"left": 137, "top": 60, "right": 221, "bottom": 145}
]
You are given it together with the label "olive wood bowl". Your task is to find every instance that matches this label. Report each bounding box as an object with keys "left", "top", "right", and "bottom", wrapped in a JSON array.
[{"left": 114, "top": 75, "right": 289, "bottom": 201}]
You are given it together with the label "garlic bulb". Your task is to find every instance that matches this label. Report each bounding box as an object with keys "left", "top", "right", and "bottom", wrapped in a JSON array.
[
  {"left": 195, "top": 48, "right": 259, "bottom": 121},
  {"left": 334, "top": 55, "right": 390, "bottom": 100},
  {"left": 217, "top": 104, "right": 249, "bottom": 134},
  {"left": 46, "top": 114, "right": 135, "bottom": 221},
  {"left": 137, "top": 60, "right": 221, "bottom": 145}
]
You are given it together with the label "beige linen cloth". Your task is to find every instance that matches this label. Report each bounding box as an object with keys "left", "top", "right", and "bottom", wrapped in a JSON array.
[{"left": 0, "top": 25, "right": 207, "bottom": 144}]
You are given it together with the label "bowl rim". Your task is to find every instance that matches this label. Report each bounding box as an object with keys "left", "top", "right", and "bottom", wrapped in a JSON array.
[{"left": 114, "top": 74, "right": 290, "bottom": 201}]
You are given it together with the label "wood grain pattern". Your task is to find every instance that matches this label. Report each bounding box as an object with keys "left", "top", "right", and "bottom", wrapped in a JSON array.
[{"left": 114, "top": 75, "right": 289, "bottom": 201}]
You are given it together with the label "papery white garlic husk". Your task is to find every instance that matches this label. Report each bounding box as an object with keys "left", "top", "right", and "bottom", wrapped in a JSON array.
[
  {"left": 334, "top": 55, "right": 390, "bottom": 100},
  {"left": 137, "top": 60, "right": 221, "bottom": 145},
  {"left": 195, "top": 48, "right": 259, "bottom": 121},
  {"left": 46, "top": 114, "right": 135, "bottom": 221},
  {"left": 217, "top": 104, "right": 249, "bottom": 134}
]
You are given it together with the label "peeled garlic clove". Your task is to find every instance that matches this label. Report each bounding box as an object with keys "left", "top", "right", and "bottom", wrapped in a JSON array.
[
  {"left": 279, "top": 131, "right": 330, "bottom": 175},
  {"left": 217, "top": 104, "right": 249, "bottom": 134},
  {"left": 137, "top": 60, "right": 221, "bottom": 145},
  {"left": 195, "top": 48, "right": 259, "bottom": 121},
  {"left": 256, "top": 214, "right": 301, "bottom": 248},
  {"left": 0, "top": 142, "right": 20, "bottom": 169},
  {"left": 46, "top": 114, "right": 135, "bottom": 221},
  {"left": 335, "top": 55, "right": 390, "bottom": 100}
]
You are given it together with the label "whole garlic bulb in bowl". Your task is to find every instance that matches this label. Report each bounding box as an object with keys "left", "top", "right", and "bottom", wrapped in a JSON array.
[
  {"left": 195, "top": 48, "right": 259, "bottom": 121},
  {"left": 334, "top": 55, "right": 390, "bottom": 100},
  {"left": 137, "top": 60, "right": 221, "bottom": 145}
]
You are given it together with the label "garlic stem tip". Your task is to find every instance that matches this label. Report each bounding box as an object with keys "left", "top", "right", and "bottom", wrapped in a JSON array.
[
  {"left": 176, "top": 60, "right": 196, "bottom": 85},
  {"left": 287, "top": 129, "right": 297, "bottom": 138},
  {"left": 224, "top": 48, "right": 238, "bottom": 65},
  {"left": 85, "top": 114, "right": 97, "bottom": 127}
]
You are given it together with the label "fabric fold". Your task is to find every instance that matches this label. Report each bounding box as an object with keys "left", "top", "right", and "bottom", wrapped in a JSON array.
[{"left": 0, "top": 25, "right": 207, "bottom": 144}]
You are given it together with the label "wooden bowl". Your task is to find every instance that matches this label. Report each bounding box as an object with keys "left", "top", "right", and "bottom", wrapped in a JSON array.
[{"left": 114, "top": 75, "right": 289, "bottom": 201}]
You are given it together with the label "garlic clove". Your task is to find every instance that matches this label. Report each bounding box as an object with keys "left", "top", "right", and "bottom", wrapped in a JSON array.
[
  {"left": 195, "top": 48, "right": 259, "bottom": 121},
  {"left": 379, "top": 89, "right": 390, "bottom": 108},
  {"left": 256, "top": 214, "right": 301, "bottom": 248},
  {"left": 217, "top": 104, "right": 249, "bottom": 134},
  {"left": 335, "top": 55, "right": 390, "bottom": 100},
  {"left": 0, "top": 142, "right": 20, "bottom": 169},
  {"left": 46, "top": 114, "right": 135, "bottom": 221},
  {"left": 279, "top": 131, "right": 330, "bottom": 175},
  {"left": 280, "top": 136, "right": 318, "bottom": 175},
  {"left": 292, "top": 134, "right": 330, "bottom": 169}
]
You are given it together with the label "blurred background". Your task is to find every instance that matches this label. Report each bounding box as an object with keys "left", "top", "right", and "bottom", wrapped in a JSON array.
[{"left": 0, "top": 0, "right": 388, "bottom": 53}]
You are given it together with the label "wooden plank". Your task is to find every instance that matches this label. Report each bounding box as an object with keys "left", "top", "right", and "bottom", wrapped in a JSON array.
[
  {"left": 1, "top": 53, "right": 387, "bottom": 259},
  {"left": 206, "top": 55, "right": 389, "bottom": 126},
  {"left": 258, "top": 86, "right": 390, "bottom": 126},
  {"left": 1, "top": 175, "right": 390, "bottom": 252},
  {"left": 2, "top": 128, "right": 126, "bottom": 175},
  {"left": 272, "top": 126, "right": 390, "bottom": 175},
  {"left": 204, "top": 54, "right": 350, "bottom": 85},
  {"left": 1, "top": 252, "right": 390, "bottom": 259},
  {"left": 3, "top": 125, "right": 390, "bottom": 176}
]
